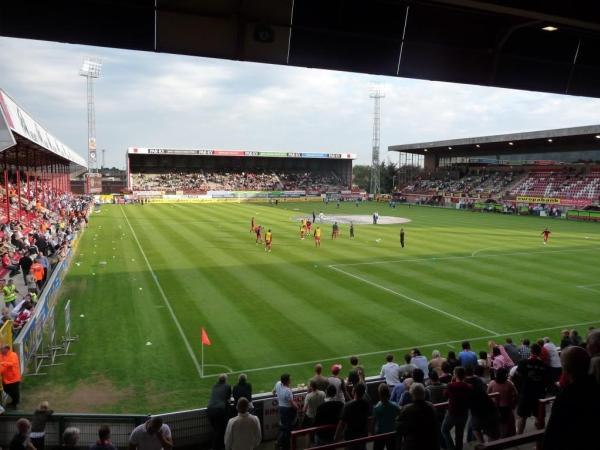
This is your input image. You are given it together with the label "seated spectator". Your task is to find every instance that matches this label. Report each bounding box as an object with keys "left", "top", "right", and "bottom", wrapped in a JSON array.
[
  {"left": 302, "top": 380, "right": 325, "bottom": 428},
  {"left": 232, "top": 373, "right": 252, "bottom": 408},
  {"left": 543, "top": 346, "right": 600, "bottom": 450},
  {"left": 428, "top": 350, "right": 446, "bottom": 376},
  {"left": 487, "top": 368, "right": 517, "bottom": 438},
  {"left": 372, "top": 383, "right": 399, "bottom": 450},
  {"left": 335, "top": 382, "right": 370, "bottom": 448},
  {"left": 410, "top": 349, "right": 429, "bottom": 380},
  {"left": 224, "top": 398, "right": 262, "bottom": 450},
  {"left": 314, "top": 385, "right": 344, "bottom": 445},
  {"left": 63, "top": 427, "right": 80, "bottom": 447},
  {"left": 397, "top": 383, "right": 440, "bottom": 450},
  {"left": 90, "top": 425, "right": 117, "bottom": 450},
  {"left": 458, "top": 341, "right": 478, "bottom": 369}
]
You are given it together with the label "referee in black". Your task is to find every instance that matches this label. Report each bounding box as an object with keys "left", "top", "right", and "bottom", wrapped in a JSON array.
[{"left": 400, "top": 228, "right": 405, "bottom": 248}]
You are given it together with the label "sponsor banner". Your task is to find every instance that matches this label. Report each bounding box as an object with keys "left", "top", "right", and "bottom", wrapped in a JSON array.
[
  {"left": 128, "top": 148, "right": 356, "bottom": 159},
  {"left": 517, "top": 195, "right": 560, "bottom": 204},
  {"left": 133, "top": 190, "right": 164, "bottom": 196},
  {"left": 0, "top": 90, "right": 87, "bottom": 167}
]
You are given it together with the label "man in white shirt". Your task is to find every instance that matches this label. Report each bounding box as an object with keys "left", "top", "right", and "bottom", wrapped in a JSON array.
[
  {"left": 129, "top": 417, "right": 173, "bottom": 450},
  {"left": 380, "top": 354, "right": 401, "bottom": 386},
  {"left": 544, "top": 337, "right": 562, "bottom": 382},
  {"left": 224, "top": 397, "right": 262, "bottom": 450}
]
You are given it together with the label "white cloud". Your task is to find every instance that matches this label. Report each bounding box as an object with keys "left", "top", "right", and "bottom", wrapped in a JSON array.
[{"left": 1, "top": 36, "right": 599, "bottom": 168}]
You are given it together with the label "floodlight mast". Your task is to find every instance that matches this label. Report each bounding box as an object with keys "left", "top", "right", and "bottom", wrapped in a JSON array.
[
  {"left": 369, "top": 88, "right": 385, "bottom": 195},
  {"left": 79, "top": 57, "right": 102, "bottom": 173}
]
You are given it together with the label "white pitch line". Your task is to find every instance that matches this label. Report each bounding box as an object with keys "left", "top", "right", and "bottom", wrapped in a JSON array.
[
  {"left": 332, "top": 245, "right": 600, "bottom": 268},
  {"left": 329, "top": 264, "right": 499, "bottom": 335},
  {"left": 577, "top": 286, "right": 600, "bottom": 294},
  {"left": 471, "top": 247, "right": 497, "bottom": 257},
  {"left": 212, "top": 319, "right": 600, "bottom": 376},
  {"left": 203, "top": 364, "right": 234, "bottom": 373},
  {"left": 120, "top": 206, "right": 204, "bottom": 379}
]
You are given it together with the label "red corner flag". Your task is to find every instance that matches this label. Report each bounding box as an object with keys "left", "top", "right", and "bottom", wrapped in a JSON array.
[{"left": 201, "top": 328, "right": 212, "bottom": 346}]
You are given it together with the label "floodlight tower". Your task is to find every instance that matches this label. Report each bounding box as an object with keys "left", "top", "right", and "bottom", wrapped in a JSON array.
[
  {"left": 79, "top": 57, "right": 102, "bottom": 173},
  {"left": 369, "top": 88, "right": 385, "bottom": 195}
]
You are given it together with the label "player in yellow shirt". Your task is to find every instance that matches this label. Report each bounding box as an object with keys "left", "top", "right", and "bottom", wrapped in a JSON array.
[
  {"left": 300, "top": 223, "right": 306, "bottom": 240},
  {"left": 314, "top": 226, "right": 321, "bottom": 247},
  {"left": 265, "top": 229, "right": 273, "bottom": 252}
]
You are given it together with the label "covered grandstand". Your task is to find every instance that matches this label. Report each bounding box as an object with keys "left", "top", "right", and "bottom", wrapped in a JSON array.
[
  {"left": 0, "top": 88, "right": 87, "bottom": 220},
  {"left": 126, "top": 147, "right": 355, "bottom": 200},
  {"left": 389, "top": 125, "right": 600, "bottom": 211}
]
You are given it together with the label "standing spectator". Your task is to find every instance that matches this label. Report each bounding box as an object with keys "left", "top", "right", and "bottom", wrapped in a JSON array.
[
  {"left": 380, "top": 354, "right": 401, "bottom": 386},
  {"left": 543, "top": 337, "right": 562, "bottom": 383},
  {"left": 465, "top": 367, "right": 499, "bottom": 443},
  {"left": 90, "top": 425, "right": 117, "bottom": 450},
  {"left": 346, "top": 356, "right": 364, "bottom": 395},
  {"left": 309, "top": 364, "right": 329, "bottom": 392},
  {"left": 458, "top": 341, "right": 478, "bottom": 369},
  {"left": 273, "top": 373, "right": 298, "bottom": 450},
  {"left": 372, "top": 383, "right": 399, "bottom": 450},
  {"left": 302, "top": 380, "right": 325, "bottom": 428},
  {"left": 224, "top": 398, "right": 262, "bottom": 450},
  {"left": 518, "top": 339, "right": 531, "bottom": 360},
  {"left": 410, "top": 349, "right": 429, "bottom": 380},
  {"left": 398, "top": 354, "right": 417, "bottom": 380},
  {"left": 9, "top": 418, "right": 35, "bottom": 450},
  {"left": 570, "top": 329, "right": 582, "bottom": 347},
  {"left": 487, "top": 368, "right": 517, "bottom": 438},
  {"left": 398, "top": 369, "right": 430, "bottom": 406},
  {"left": 207, "top": 374, "right": 232, "bottom": 450},
  {"left": 30, "top": 401, "right": 53, "bottom": 450},
  {"left": 446, "top": 351, "right": 460, "bottom": 373},
  {"left": 335, "top": 383, "right": 370, "bottom": 450},
  {"left": 30, "top": 258, "right": 45, "bottom": 290},
  {"left": 439, "top": 362, "right": 453, "bottom": 384},
  {"left": 313, "top": 385, "right": 344, "bottom": 445},
  {"left": 543, "top": 346, "right": 600, "bottom": 450},
  {"left": 2, "top": 252, "right": 20, "bottom": 278},
  {"left": 36, "top": 253, "right": 50, "bottom": 285},
  {"left": 18, "top": 253, "right": 33, "bottom": 285},
  {"left": 587, "top": 329, "right": 600, "bottom": 384},
  {"left": 441, "top": 367, "right": 473, "bottom": 450},
  {"left": 514, "top": 343, "right": 548, "bottom": 434},
  {"left": 63, "top": 427, "right": 80, "bottom": 447},
  {"left": 0, "top": 343, "right": 21, "bottom": 409},
  {"left": 428, "top": 350, "right": 446, "bottom": 376},
  {"left": 397, "top": 383, "right": 440, "bottom": 450},
  {"left": 559, "top": 330, "right": 573, "bottom": 349},
  {"left": 232, "top": 374, "right": 252, "bottom": 409},
  {"left": 128, "top": 417, "right": 172, "bottom": 450},
  {"left": 2, "top": 279, "right": 18, "bottom": 308},
  {"left": 503, "top": 338, "right": 521, "bottom": 364},
  {"left": 477, "top": 351, "right": 490, "bottom": 377},
  {"left": 327, "top": 364, "right": 348, "bottom": 402},
  {"left": 425, "top": 371, "right": 447, "bottom": 447}
]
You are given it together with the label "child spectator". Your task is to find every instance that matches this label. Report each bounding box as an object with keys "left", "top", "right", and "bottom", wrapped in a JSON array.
[{"left": 30, "top": 401, "right": 54, "bottom": 450}]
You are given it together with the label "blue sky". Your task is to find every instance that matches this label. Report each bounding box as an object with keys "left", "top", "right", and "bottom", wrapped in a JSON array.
[{"left": 1, "top": 36, "right": 600, "bottom": 169}]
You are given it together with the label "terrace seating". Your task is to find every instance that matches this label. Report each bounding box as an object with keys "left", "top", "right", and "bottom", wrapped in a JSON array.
[
  {"left": 510, "top": 170, "right": 600, "bottom": 201},
  {"left": 131, "top": 170, "right": 346, "bottom": 192},
  {"left": 402, "top": 171, "right": 517, "bottom": 196}
]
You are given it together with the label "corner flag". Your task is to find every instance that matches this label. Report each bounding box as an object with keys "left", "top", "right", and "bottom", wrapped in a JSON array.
[{"left": 201, "top": 327, "right": 212, "bottom": 346}]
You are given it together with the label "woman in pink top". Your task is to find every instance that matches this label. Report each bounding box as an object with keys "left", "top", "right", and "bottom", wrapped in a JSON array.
[{"left": 487, "top": 367, "right": 517, "bottom": 438}]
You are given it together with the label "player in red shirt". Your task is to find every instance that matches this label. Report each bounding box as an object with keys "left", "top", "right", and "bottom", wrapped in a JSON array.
[
  {"left": 255, "top": 225, "right": 263, "bottom": 244},
  {"left": 541, "top": 228, "right": 551, "bottom": 245}
]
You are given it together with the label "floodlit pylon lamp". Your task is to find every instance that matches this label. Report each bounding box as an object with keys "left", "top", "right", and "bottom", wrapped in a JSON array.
[{"left": 79, "top": 58, "right": 102, "bottom": 78}]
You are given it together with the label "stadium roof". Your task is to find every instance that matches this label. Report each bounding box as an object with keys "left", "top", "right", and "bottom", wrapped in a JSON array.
[
  {"left": 0, "top": 89, "right": 87, "bottom": 169},
  {"left": 128, "top": 147, "right": 355, "bottom": 160},
  {"left": 2, "top": 1, "right": 600, "bottom": 98},
  {"left": 388, "top": 124, "right": 600, "bottom": 158}
]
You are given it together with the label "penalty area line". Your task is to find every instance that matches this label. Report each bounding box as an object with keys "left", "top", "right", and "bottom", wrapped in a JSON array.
[
  {"left": 328, "top": 264, "right": 499, "bottom": 335},
  {"left": 120, "top": 206, "right": 204, "bottom": 379}
]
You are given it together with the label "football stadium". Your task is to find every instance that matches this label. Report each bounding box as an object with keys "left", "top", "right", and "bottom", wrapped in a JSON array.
[{"left": 1, "top": 1, "right": 600, "bottom": 450}]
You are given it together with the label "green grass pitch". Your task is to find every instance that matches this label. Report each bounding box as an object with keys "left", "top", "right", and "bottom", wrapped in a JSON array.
[{"left": 22, "top": 202, "right": 600, "bottom": 413}]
